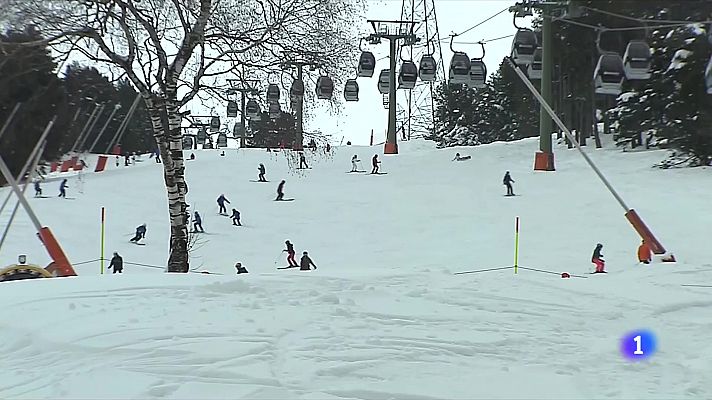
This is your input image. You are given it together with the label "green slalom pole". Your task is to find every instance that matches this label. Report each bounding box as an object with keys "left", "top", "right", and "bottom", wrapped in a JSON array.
[{"left": 514, "top": 216, "right": 520, "bottom": 274}]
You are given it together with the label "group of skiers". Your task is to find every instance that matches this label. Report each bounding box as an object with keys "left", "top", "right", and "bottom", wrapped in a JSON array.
[{"left": 283, "top": 240, "right": 317, "bottom": 271}]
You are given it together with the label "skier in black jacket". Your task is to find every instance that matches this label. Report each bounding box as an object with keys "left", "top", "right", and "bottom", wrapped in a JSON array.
[
  {"left": 109, "top": 252, "right": 123, "bottom": 273},
  {"left": 130, "top": 224, "right": 147, "bottom": 243},
  {"left": 217, "top": 194, "right": 230, "bottom": 214},
  {"left": 231, "top": 209, "right": 241, "bottom": 226},
  {"left": 258, "top": 163, "right": 267, "bottom": 182},
  {"left": 276, "top": 180, "right": 286, "bottom": 201},
  {"left": 300, "top": 251, "right": 317, "bottom": 271},
  {"left": 503, "top": 171, "right": 515, "bottom": 196}
]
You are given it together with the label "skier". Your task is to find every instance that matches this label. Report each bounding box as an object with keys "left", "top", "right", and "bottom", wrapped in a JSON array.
[
  {"left": 234, "top": 262, "right": 248, "bottom": 274},
  {"left": 326, "top": 143, "right": 331, "bottom": 153},
  {"left": 453, "top": 152, "right": 471, "bottom": 161},
  {"left": 300, "top": 251, "right": 317, "bottom": 271},
  {"left": 115, "top": 155, "right": 120, "bottom": 167},
  {"left": 371, "top": 154, "right": 381, "bottom": 174},
  {"left": 129, "top": 223, "right": 147, "bottom": 243},
  {"left": 638, "top": 239, "right": 652, "bottom": 264},
  {"left": 193, "top": 211, "right": 204, "bottom": 233},
  {"left": 299, "top": 153, "right": 309, "bottom": 169},
  {"left": 283, "top": 240, "right": 298, "bottom": 268},
  {"left": 276, "top": 180, "right": 286, "bottom": 201},
  {"left": 592, "top": 243, "right": 605, "bottom": 273},
  {"left": 124, "top": 154, "right": 130, "bottom": 166},
  {"left": 258, "top": 163, "right": 267, "bottom": 182},
  {"left": 155, "top": 150, "right": 162, "bottom": 163},
  {"left": 503, "top": 171, "right": 515, "bottom": 196},
  {"left": 217, "top": 194, "right": 230, "bottom": 215},
  {"left": 109, "top": 252, "right": 123, "bottom": 274},
  {"left": 351, "top": 155, "right": 361, "bottom": 172},
  {"left": 231, "top": 208, "right": 241, "bottom": 226},
  {"left": 34, "top": 180, "right": 42, "bottom": 197},
  {"left": 58, "top": 179, "right": 68, "bottom": 198},
  {"left": 190, "top": 153, "right": 196, "bottom": 160}
]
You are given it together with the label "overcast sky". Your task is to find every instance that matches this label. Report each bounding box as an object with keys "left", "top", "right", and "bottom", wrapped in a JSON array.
[{"left": 308, "top": 0, "right": 535, "bottom": 145}]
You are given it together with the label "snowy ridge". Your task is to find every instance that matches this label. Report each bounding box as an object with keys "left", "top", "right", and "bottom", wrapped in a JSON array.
[{"left": 1, "top": 137, "right": 711, "bottom": 399}]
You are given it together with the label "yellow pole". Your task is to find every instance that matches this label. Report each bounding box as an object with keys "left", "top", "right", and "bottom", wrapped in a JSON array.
[
  {"left": 100, "top": 207, "right": 105, "bottom": 274},
  {"left": 514, "top": 216, "right": 520, "bottom": 274}
]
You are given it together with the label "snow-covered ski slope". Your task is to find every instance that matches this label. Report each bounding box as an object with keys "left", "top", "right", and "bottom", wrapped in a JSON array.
[{"left": 1, "top": 137, "right": 712, "bottom": 399}]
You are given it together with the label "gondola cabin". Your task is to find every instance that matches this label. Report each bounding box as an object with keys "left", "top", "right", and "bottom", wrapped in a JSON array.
[
  {"left": 378, "top": 69, "right": 390, "bottom": 94},
  {"left": 623, "top": 40, "right": 652, "bottom": 80},
  {"left": 358, "top": 51, "right": 376, "bottom": 77},
  {"left": 266, "top": 84, "right": 280, "bottom": 103},
  {"left": 316, "top": 76, "right": 334, "bottom": 100},
  {"left": 449, "top": 52, "right": 471, "bottom": 84},
  {"left": 419, "top": 55, "right": 437, "bottom": 82},
  {"left": 594, "top": 53, "right": 626, "bottom": 96},
  {"left": 469, "top": 60, "right": 487, "bottom": 88},
  {"left": 511, "top": 28, "right": 538, "bottom": 66},
  {"left": 245, "top": 99, "right": 260, "bottom": 119},
  {"left": 344, "top": 79, "right": 359, "bottom": 101},
  {"left": 527, "top": 48, "right": 543, "bottom": 80},
  {"left": 398, "top": 61, "right": 418, "bottom": 90}
]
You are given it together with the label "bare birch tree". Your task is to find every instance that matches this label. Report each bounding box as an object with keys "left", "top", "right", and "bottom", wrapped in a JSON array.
[{"left": 0, "top": 0, "right": 363, "bottom": 272}]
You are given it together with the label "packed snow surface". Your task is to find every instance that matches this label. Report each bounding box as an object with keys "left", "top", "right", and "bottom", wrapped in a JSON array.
[{"left": 1, "top": 137, "right": 712, "bottom": 399}]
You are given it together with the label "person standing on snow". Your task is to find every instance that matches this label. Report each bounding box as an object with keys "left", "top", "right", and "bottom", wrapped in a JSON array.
[
  {"left": 638, "top": 240, "right": 652, "bottom": 264},
  {"left": 592, "top": 243, "right": 605, "bottom": 273},
  {"left": 371, "top": 154, "right": 381, "bottom": 174},
  {"left": 300, "top": 251, "right": 317, "bottom": 271},
  {"left": 276, "top": 180, "right": 286, "bottom": 201},
  {"left": 58, "top": 179, "right": 68, "bottom": 198},
  {"left": 34, "top": 180, "right": 42, "bottom": 197},
  {"left": 109, "top": 252, "right": 123, "bottom": 273},
  {"left": 230, "top": 209, "right": 241, "bottom": 226},
  {"left": 234, "top": 262, "right": 248, "bottom": 274},
  {"left": 217, "top": 194, "right": 230, "bottom": 215},
  {"left": 258, "top": 163, "right": 267, "bottom": 182},
  {"left": 193, "top": 211, "right": 204, "bottom": 233},
  {"left": 130, "top": 224, "right": 147, "bottom": 243},
  {"left": 299, "top": 153, "right": 309, "bottom": 169},
  {"left": 351, "top": 155, "right": 361, "bottom": 172},
  {"left": 283, "top": 240, "right": 298, "bottom": 268},
  {"left": 503, "top": 171, "right": 515, "bottom": 196}
]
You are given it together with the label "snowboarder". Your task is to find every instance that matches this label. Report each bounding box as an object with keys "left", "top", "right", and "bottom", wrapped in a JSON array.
[
  {"left": 109, "top": 252, "right": 123, "bottom": 274},
  {"left": 283, "top": 240, "right": 298, "bottom": 268},
  {"left": 258, "top": 163, "right": 267, "bottom": 182},
  {"left": 58, "top": 179, "right": 68, "bottom": 198},
  {"left": 115, "top": 155, "right": 120, "bottom": 167},
  {"left": 193, "top": 211, "right": 204, "bottom": 233},
  {"left": 592, "top": 243, "right": 605, "bottom": 273},
  {"left": 234, "top": 262, "right": 248, "bottom": 274},
  {"left": 638, "top": 239, "right": 652, "bottom": 264},
  {"left": 276, "top": 180, "right": 286, "bottom": 201},
  {"left": 351, "top": 155, "right": 361, "bottom": 172},
  {"left": 217, "top": 194, "right": 230, "bottom": 214},
  {"left": 34, "top": 180, "right": 42, "bottom": 197},
  {"left": 130, "top": 223, "right": 147, "bottom": 243},
  {"left": 299, "top": 153, "right": 309, "bottom": 169},
  {"left": 300, "top": 251, "right": 317, "bottom": 271},
  {"left": 453, "top": 152, "right": 471, "bottom": 161},
  {"left": 371, "top": 154, "right": 381, "bottom": 174},
  {"left": 503, "top": 171, "right": 515, "bottom": 196},
  {"left": 231, "top": 208, "right": 241, "bottom": 226},
  {"left": 220, "top": 151, "right": 225, "bottom": 157}
]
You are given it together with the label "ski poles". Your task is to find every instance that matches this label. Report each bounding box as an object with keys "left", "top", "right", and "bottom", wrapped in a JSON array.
[{"left": 273, "top": 251, "right": 283, "bottom": 267}]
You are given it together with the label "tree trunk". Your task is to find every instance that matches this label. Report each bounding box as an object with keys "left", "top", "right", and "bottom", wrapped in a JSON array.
[{"left": 145, "top": 94, "right": 190, "bottom": 273}]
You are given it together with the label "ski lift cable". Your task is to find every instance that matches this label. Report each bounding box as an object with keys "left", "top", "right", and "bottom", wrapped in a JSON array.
[
  {"left": 580, "top": 6, "right": 712, "bottom": 25},
  {"left": 454, "top": 34, "right": 514, "bottom": 45},
  {"left": 554, "top": 17, "right": 703, "bottom": 33},
  {"left": 437, "top": 6, "right": 510, "bottom": 43}
]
